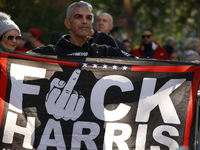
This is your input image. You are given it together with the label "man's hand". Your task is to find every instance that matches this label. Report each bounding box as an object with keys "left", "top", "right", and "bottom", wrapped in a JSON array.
[{"left": 45, "top": 69, "right": 85, "bottom": 121}]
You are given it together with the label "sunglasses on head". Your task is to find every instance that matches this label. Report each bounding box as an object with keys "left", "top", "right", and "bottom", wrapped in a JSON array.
[
  {"left": 3, "top": 35, "right": 22, "bottom": 40},
  {"left": 141, "top": 35, "right": 151, "bottom": 39}
]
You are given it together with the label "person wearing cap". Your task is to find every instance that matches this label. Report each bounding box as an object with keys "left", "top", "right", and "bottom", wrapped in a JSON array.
[
  {"left": 0, "top": 12, "right": 21, "bottom": 52},
  {"left": 28, "top": 1, "right": 132, "bottom": 57},
  {"left": 28, "top": 28, "right": 45, "bottom": 48},
  {"left": 15, "top": 32, "right": 34, "bottom": 52},
  {"left": 0, "top": 12, "right": 11, "bottom": 20}
]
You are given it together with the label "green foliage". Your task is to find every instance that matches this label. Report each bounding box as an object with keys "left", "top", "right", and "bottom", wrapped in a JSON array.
[
  {"left": 131, "top": 0, "right": 199, "bottom": 53},
  {"left": 0, "top": 0, "right": 199, "bottom": 53},
  {"left": 1, "top": 0, "right": 67, "bottom": 44}
]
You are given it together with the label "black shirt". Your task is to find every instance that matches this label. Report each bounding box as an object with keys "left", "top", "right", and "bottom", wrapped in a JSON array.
[
  {"left": 91, "top": 30, "right": 118, "bottom": 48},
  {"left": 29, "top": 34, "right": 132, "bottom": 58}
]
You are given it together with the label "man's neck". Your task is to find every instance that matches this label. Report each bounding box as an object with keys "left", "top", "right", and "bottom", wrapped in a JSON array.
[
  {"left": 89, "top": 29, "right": 94, "bottom": 36},
  {"left": 70, "top": 36, "right": 88, "bottom": 47}
]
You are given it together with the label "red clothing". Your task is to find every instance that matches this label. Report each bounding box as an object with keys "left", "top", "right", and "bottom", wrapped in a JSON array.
[
  {"left": 15, "top": 47, "right": 29, "bottom": 52},
  {"left": 33, "top": 41, "right": 45, "bottom": 48},
  {"left": 131, "top": 41, "right": 169, "bottom": 60}
]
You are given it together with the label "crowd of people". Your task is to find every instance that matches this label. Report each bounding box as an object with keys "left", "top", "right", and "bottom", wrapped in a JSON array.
[
  {"left": 122, "top": 32, "right": 200, "bottom": 62},
  {"left": 0, "top": 2, "right": 200, "bottom": 62}
]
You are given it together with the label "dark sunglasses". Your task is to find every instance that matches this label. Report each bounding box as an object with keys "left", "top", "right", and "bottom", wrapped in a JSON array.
[
  {"left": 3, "top": 35, "right": 22, "bottom": 40},
  {"left": 141, "top": 35, "right": 151, "bottom": 39}
]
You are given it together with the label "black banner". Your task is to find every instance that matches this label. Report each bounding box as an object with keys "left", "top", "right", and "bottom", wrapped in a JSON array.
[{"left": 0, "top": 52, "right": 200, "bottom": 150}]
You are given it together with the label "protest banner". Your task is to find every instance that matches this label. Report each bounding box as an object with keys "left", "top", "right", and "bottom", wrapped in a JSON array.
[{"left": 0, "top": 52, "right": 200, "bottom": 150}]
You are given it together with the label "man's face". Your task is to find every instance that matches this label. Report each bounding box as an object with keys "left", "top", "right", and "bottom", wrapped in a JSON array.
[
  {"left": 65, "top": 7, "right": 93, "bottom": 38},
  {"left": 96, "top": 13, "right": 113, "bottom": 34},
  {"left": 141, "top": 30, "right": 153, "bottom": 45}
]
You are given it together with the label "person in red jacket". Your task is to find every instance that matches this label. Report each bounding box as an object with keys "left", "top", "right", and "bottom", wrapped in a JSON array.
[{"left": 131, "top": 28, "right": 169, "bottom": 60}]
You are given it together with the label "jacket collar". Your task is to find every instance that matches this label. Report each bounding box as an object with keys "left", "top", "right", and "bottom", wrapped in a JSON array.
[
  {"left": 142, "top": 41, "right": 158, "bottom": 50},
  {"left": 0, "top": 44, "right": 9, "bottom": 52},
  {"left": 63, "top": 34, "right": 94, "bottom": 45}
]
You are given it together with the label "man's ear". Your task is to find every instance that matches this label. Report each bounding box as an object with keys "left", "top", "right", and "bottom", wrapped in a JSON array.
[
  {"left": 64, "top": 18, "right": 70, "bottom": 29},
  {"left": 110, "top": 23, "right": 114, "bottom": 31}
]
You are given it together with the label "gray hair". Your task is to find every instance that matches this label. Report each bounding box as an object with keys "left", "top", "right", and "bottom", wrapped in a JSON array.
[
  {"left": 165, "top": 36, "right": 174, "bottom": 45},
  {"left": 66, "top": 1, "right": 93, "bottom": 19},
  {"left": 183, "top": 37, "right": 199, "bottom": 50}
]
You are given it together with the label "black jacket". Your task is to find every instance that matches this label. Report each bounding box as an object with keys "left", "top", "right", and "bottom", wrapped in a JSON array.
[
  {"left": 113, "top": 37, "right": 127, "bottom": 52},
  {"left": 29, "top": 35, "right": 132, "bottom": 57},
  {"left": 91, "top": 30, "right": 118, "bottom": 48}
]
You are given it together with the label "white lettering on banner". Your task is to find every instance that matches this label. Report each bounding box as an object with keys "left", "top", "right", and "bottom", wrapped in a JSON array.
[
  {"left": 37, "top": 119, "right": 66, "bottom": 150},
  {"left": 3, "top": 111, "right": 35, "bottom": 149},
  {"left": 2, "top": 63, "right": 186, "bottom": 149},
  {"left": 71, "top": 121, "right": 100, "bottom": 150},
  {"left": 135, "top": 124, "right": 179, "bottom": 150},
  {"left": 135, "top": 124, "right": 147, "bottom": 150},
  {"left": 135, "top": 78, "right": 185, "bottom": 124},
  {"left": 45, "top": 69, "right": 85, "bottom": 121},
  {"left": 3, "top": 64, "right": 45, "bottom": 149},
  {"left": 91, "top": 75, "right": 133, "bottom": 121},
  {"left": 103, "top": 123, "right": 132, "bottom": 150},
  {"left": 151, "top": 125, "right": 179, "bottom": 150},
  {"left": 9, "top": 64, "right": 46, "bottom": 113}
]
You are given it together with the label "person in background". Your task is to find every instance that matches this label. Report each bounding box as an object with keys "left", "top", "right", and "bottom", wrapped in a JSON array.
[
  {"left": 183, "top": 37, "right": 200, "bottom": 61},
  {"left": 163, "top": 36, "right": 176, "bottom": 57},
  {"left": 0, "top": 12, "right": 21, "bottom": 52},
  {"left": 28, "top": 1, "right": 132, "bottom": 58},
  {"left": 96, "top": 12, "right": 127, "bottom": 52},
  {"left": 123, "top": 39, "right": 133, "bottom": 54},
  {"left": 15, "top": 32, "right": 34, "bottom": 52},
  {"left": 89, "top": 28, "right": 119, "bottom": 48},
  {"left": 132, "top": 28, "right": 169, "bottom": 60},
  {"left": 28, "top": 28, "right": 44, "bottom": 48},
  {"left": 51, "top": 31, "right": 64, "bottom": 45},
  {"left": 169, "top": 51, "right": 179, "bottom": 61}
]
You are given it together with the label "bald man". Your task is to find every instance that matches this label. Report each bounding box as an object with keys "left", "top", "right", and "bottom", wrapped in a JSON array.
[{"left": 96, "top": 12, "right": 127, "bottom": 52}]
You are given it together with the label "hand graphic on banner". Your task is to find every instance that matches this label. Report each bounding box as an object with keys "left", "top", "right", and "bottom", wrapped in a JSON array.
[{"left": 45, "top": 69, "right": 85, "bottom": 121}]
